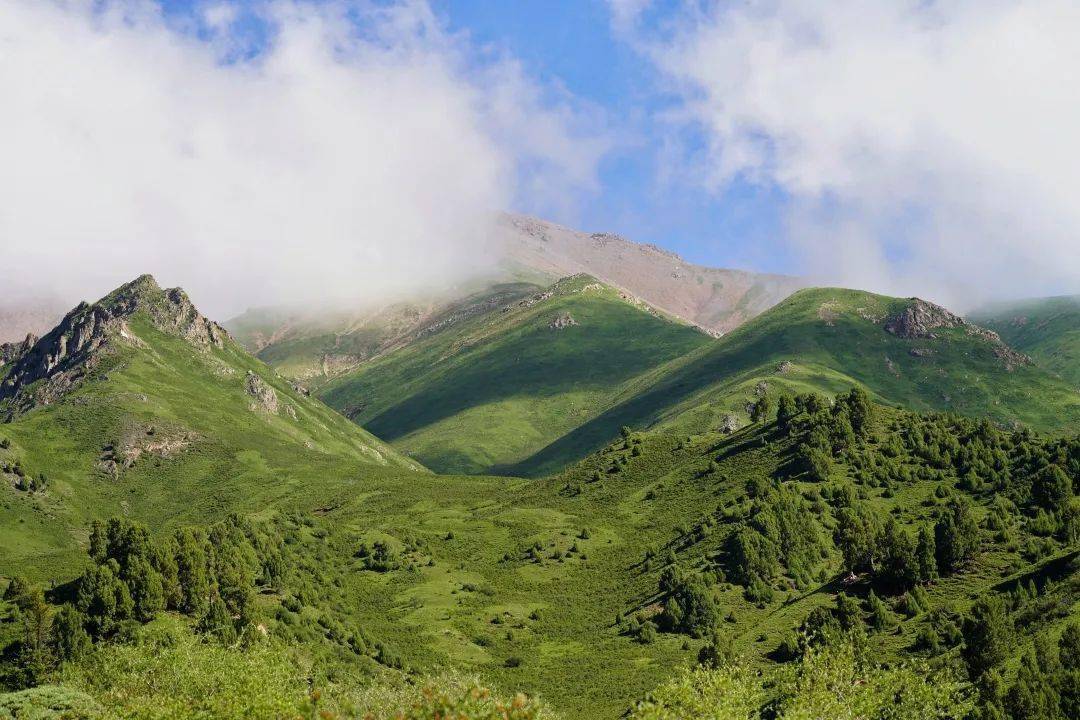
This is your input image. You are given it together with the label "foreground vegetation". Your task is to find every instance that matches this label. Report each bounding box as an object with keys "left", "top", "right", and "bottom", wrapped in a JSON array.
[
  {"left": 3, "top": 276, "right": 1080, "bottom": 718},
  {"left": 4, "top": 384, "right": 1079, "bottom": 717}
]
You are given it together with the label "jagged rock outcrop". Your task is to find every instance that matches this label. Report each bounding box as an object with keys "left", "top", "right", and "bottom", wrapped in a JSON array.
[
  {"left": 885, "top": 299, "right": 965, "bottom": 339},
  {"left": 550, "top": 313, "right": 578, "bottom": 330},
  {"left": 245, "top": 371, "right": 279, "bottom": 414},
  {"left": 885, "top": 298, "right": 1032, "bottom": 371},
  {"left": 719, "top": 414, "right": 740, "bottom": 434},
  {"left": 1, "top": 334, "right": 37, "bottom": 365},
  {"left": 0, "top": 274, "right": 229, "bottom": 414},
  {"left": 99, "top": 275, "right": 226, "bottom": 349}
]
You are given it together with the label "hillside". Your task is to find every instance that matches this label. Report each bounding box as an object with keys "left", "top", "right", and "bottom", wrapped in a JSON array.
[
  {"left": 2, "top": 388, "right": 1076, "bottom": 719},
  {"left": 509, "top": 288, "right": 1080, "bottom": 476},
  {"left": 226, "top": 282, "right": 542, "bottom": 387},
  {"left": 971, "top": 294, "right": 1080, "bottom": 387},
  {"left": 0, "top": 275, "right": 422, "bottom": 579},
  {"left": 226, "top": 214, "right": 803, "bottom": 388},
  {"left": 317, "top": 275, "right": 711, "bottom": 475}
]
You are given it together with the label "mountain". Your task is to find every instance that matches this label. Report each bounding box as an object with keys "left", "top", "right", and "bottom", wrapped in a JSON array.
[
  {"left": 226, "top": 214, "right": 804, "bottom": 389},
  {"left": 0, "top": 274, "right": 422, "bottom": 578},
  {"left": 2, "top": 277, "right": 1079, "bottom": 720},
  {"left": 970, "top": 294, "right": 1080, "bottom": 387},
  {"left": 495, "top": 214, "right": 805, "bottom": 334},
  {"left": 226, "top": 281, "right": 543, "bottom": 386},
  {"left": 314, "top": 284, "right": 1080, "bottom": 479},
  {"left": 506, "top": 288, "right": 1080, "bottom": 476},
  {"left": 317, "top": 274, "right": 711, "bottom": 475}
]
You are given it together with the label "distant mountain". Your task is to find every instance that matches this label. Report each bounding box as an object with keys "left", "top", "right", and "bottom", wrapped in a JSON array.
[
  {"left": 226, "top": 214, "right": 804, "bottom": 387},
  {"left": 496, "top": 214, "right": 805, "bottom": 334},
  {"left": 970, "top": 294, "right": 1080, "bottom": 387},
  {"left": 0, "top": 274, "right": 422, "bottom": 576},
  {"left": 317, "top": 274, "right": 711, "bottom": 475},
  {"left": 311, "top": 282, "right": 1080, "bottom": 478}
]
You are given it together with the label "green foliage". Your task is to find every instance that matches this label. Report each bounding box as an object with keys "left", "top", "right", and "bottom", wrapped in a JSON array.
[
  {"left": 749, "top": 395, "right": 773, "bottom": 424},
  {"left": 0, "top": 685, "right": 101, "bottom": 720},
  {"left": 834, "top": 503, "right": 881, "bottom": 574},
  {"left": 936, "top": 497, "right": 981, "bottom": 574},
  {"left": 1032, "top": 465, "right": 1072, "bottom": 511},
  {"left": 50, "top": 607, "right": 90, "bottom": 664},
  {"left": 630, "top": 638, "right": 971, "bottom": 720},
  {"left": 963, "top": 596, "right": 1014, "bottom": 679}
]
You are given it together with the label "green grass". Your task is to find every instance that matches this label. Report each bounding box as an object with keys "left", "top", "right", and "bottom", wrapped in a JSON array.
[
  {"left": 318, "top": 275, "right": 711, "bottom": 475},
  {"left": 507, "top": 288, "right": 1080, "bottom": 476},
  {"left": 971, "top": 294, "right": 1080, "bottom": 386},
  {"left": 0, "top": 294, "right": 422, "bottom": 582},
  {"left": 3, "top": 277, "right": 1080, "bottom": 719}
]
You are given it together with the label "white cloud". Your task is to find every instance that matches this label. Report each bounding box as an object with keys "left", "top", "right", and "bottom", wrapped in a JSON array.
[
  {"left": 626, "top": 0, "right": 1080, "bottom": 307},
  {"left": 0, "top": 0, "right": 608, "bottom": 317}
]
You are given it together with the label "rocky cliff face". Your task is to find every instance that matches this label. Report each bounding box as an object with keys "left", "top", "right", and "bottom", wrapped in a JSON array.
[
  {"left": 1, "top": 334, "right": 37, "bottom": 365},
  {"left": 1, "top": 275, "right": 229, "bottom": 414},
  {"left": 884, "top": 299, "right": 966, "bottom": 339},
  {"left": 885, "top": 298, "right": 1032, "bottom": 370}
]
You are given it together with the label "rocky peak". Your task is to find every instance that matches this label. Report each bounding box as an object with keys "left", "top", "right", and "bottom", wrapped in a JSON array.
[
  {"left": 1, "top": 333, "right": 38, "bottom": 365},
  {"left": 884, "top": 297, "right": 1033, "bottom": 371},
  {"left": 1, "top": 274, "right": 228, "bottom": 413},
  {"left": 99, "top": 274, "right": 227, "bottom": 349},
  {"left": 885, "top": 299, "right": 965, "bottom": 339}
]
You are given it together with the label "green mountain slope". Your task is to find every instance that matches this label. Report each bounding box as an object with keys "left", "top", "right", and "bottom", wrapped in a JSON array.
[
  {"left": 226, "top": 282, "right": 543, "bottom": 387},
  {"left": 316, "top": 275, "right": 712, "bottom": 475},
  {"left": 970, "top": 294, "right": 1080, "bottom": 387},
  {"left": 0, "top": 275, "right": 423, "bottom": 579},
  {"left": 511, "top": 288, "right": 1080, "bottom": 476},
  {"left": 5, "top": 390, "right": 1075, "bottom": 719}
]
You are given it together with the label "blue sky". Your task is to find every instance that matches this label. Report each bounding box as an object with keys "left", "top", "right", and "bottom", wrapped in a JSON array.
[
  {"left": 427, "top": 0, "right": 792, "bottom": 273},
  {"left": 45, "top": 0, "right": 1073, "bottom": 308},
  {"left": 150, "top": 0, "right": 795, "bottom": 275}
]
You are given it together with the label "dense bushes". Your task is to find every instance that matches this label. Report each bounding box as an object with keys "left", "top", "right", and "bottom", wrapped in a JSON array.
[
  {"left": 0, "top": 515, "right": 282, "bottom": 690},
  {"left": 631, "top": 636, "right": 971, "bottom": 720}
]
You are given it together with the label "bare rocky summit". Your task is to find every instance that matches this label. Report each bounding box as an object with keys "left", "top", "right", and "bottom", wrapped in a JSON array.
[
  {"left": 0, "top": 274, "right": 229, "bottom": 415},
  {"left": 496, "top": 214, "right": 805, "bottom": 334},
  {"left": 884, "top": 298, "right": 965, "bottom": 339}
]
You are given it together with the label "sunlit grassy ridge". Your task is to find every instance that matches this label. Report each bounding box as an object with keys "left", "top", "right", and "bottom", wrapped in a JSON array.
[
  {"left": 318, "top": 275, "right": 711, "bottom": 475},
  {"left": 510, "top": 287, "right": 1080, "bottom": 476},
  {"left": 972, "top": 294, "right": 1080, "bottom": 387}
]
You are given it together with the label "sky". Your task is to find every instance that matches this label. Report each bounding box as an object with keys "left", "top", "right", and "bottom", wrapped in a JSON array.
[{"left": 2, "top": 0, "right": 1079, "bottom": 315}]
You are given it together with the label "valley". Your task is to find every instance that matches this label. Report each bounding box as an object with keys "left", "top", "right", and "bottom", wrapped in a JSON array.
[{"left": 2, "top": 271, "right": 1079, "bottom": 719}]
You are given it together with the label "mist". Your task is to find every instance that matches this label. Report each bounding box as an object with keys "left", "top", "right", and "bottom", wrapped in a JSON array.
[
  {"left": 0, "top": 0, "right": 607, "bottom": 320},
  {"left": 618, "top": 0, "right": 1080, "bottom": 310}
]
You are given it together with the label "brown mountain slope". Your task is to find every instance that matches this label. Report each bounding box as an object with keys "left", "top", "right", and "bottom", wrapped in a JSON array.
[{"left": 496, "top": 213, "right": 805, "bottom": 334}]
